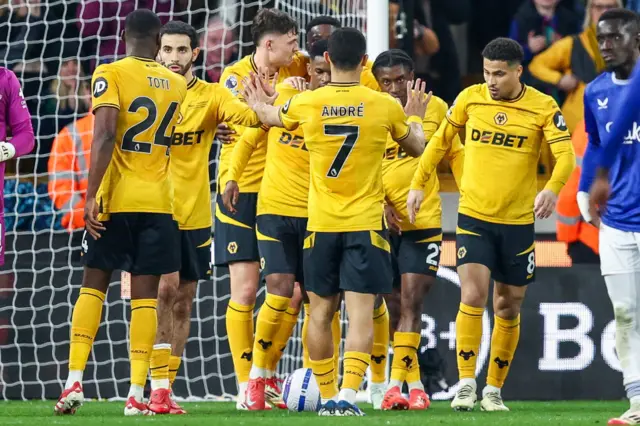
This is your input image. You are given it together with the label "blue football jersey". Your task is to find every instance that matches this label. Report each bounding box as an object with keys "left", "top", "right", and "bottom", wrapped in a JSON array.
[{"left": 584, "top": 72, "right": 640, "bottom": 232}]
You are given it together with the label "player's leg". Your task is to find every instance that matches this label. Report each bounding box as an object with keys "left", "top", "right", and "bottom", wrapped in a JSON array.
[
  {"left": 245, "top": 215, "right": 302, "bottom": 410},
  {"left": 268, "top": 283, "right": 303, "bottom": 371},
  {"left": 480, "top": 221, "right": 534, "bottom": 412},
  {"left": 150, "top": 272, "right": 177, "bottom": 407},
  {"left": 383, "top": 229, "right": 440, "bottom": 411},
  {"left": 128, "top": 213, "right": 181, "bottom": 415},
  {"left": 337, "top": 230, "right": 394, "bottom": 416},
  {"left": 215, "top": 194, "right": 260, "bottom": 408},
  {"left": 599, "top": 224, "right": 640, "bottom": 424},
  {"left": 56, "top": 220, "right": 129, "bottom": 415},
  {"left": 303, "top": 231, "right": 342, "bottom": 415},
  {"left": 369, "top": 294, "right": 390, "bottom": 409},
  {"left": 452, "top": 215, "right": 496, "bottom": 411},
  {"left": 55, "top": 266, "right": 111, "bottom": 415}
]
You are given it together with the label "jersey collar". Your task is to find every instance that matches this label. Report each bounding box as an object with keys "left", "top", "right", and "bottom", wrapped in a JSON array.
[
  {"left": 328, "top": 82, "right": 359, "bottom": 87},
  {"left": 611, "top": 73, "right": 631, "bottom": 85},
  {"left": 187, "top": 77, "right": 198, "bottom": 90}
]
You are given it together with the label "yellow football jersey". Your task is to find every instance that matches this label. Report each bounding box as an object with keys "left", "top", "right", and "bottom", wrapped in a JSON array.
[
  {"left": 411, "top": 84, "right": 573, "bottom": 225},
  {"left": 280, "top": 83, "right": 414, "bottom": 232},
  {"left": 228, "top": 84, "right": 308, "bottom": 218},
  {"left": 383, "top": 95, "right": 463, "bottom": 231},
  {"left": 90, "top": 56, "right": 186, "bottom": 217},
  {"left": 171, "top": 77, "right": 261, "bottom": 230},
  {"left": 361, "top": 60, "right": 380, "bottom": 91},
  {"left": 218, "top": 52, "right": 308, "bottom": 193}
]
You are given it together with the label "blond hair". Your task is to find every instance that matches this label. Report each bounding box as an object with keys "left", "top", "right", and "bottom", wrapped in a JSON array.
[{"left": 583, "top": 0, "right": 624, "bottom": 30}]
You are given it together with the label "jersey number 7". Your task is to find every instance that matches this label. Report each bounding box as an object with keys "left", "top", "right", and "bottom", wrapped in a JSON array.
[
  {"left": 122, "top": 96, "right": 179, "bottom": 155},
  {"left": 325, "top": 124, "right": 360, "bottom": 178}
]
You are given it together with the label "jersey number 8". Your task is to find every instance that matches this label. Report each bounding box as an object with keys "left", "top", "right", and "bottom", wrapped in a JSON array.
[{"left": 122, "top": 96, "right": 179, "bottom": 155}]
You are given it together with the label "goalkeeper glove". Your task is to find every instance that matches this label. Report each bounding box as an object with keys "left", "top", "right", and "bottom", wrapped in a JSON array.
[{"left": 0, "top": 142, "right": 16, "bottom": 162}]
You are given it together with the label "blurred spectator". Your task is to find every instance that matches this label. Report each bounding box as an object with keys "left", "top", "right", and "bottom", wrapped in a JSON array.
[
  {"left": 529, "top": 0, "right": 621, "bottom": 133},
  {"left": 199, "top": 15, "right": 237, "bottom": 83},
  {"left": 47, "top": 113, "right": 93, "bottom": 231},
  {"left": 510, "top": 0, "right": 581, "bottom": 98},
  {"left": 76, "top": 0, "right": 180, "bottom": 69},
  {"left": 627, "top": 0, "right": 640, "bottom": 12},
  {"left": 427, "top": 0, "right": 470, "bottom": 104},
  {"left": 556, "top": 120, "right": 599, "bottom": 264}
]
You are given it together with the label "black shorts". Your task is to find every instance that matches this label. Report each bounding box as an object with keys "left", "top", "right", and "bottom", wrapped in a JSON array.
[
  {"left": 256, "top": 214, "right": 307, "bottom": 283},
  {"left": 82, "top": 213, "right": 180, "bottom": 275},
  {"left": 213, "top": 193, "right": 259, "bottom": 266},
  {"left": 390, "top": 228, "right": 442, "bottom": 287},
  {"left": 180, "top": 228, "right": 212, "bottom": 282},
  {"left": 456, "top": 213, "right": 535, "bottom": 286},
  {"left": 303, "top": 230, "right": 393, "bottom": 296}
]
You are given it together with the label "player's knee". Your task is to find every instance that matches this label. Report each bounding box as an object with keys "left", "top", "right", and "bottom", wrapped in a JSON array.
[
  {"left": 173, "top": 283, "right": 196, "bottom": 322},
  {"left": 493, "top": 293, "right": 524, "bottom": 319},
  {"left": 265, "top": 273, "right": 296, "bottom": 297},
  {"left": 229, "top": 273, "right": 259, "bottom": 305},
  {"left": 157, "top": 276, "right": 179, "bottom": 307},
  {"left": 613, "top": 302, "right": 636, "bottom": 329},
  {"left": 460, "top": 281, "right": 489, "bottom": 307}
]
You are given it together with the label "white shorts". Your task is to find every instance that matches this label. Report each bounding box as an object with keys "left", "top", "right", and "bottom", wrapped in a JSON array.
[{"left": 599, "top": 222, "right": 640, "bottom": 276}]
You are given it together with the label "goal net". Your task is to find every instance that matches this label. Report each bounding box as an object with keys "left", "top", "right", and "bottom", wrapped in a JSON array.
[{"left": 0, "top": 0, "right": 382, "bottom": 401}]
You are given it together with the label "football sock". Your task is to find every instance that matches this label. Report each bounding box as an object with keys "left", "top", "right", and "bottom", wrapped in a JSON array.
[
  {"left": 371, "top": 300, "right": 389, "bottom": 384},
  {"left": 150, "top": 343, "right": 171, "bottom": 390},
  {"left": 331, "top": 310, "right": 341, "bottom": 380},
  {"left": 342, "top": 351, "right": 370, "bottom": 395},
  {"left": 169, "top": 355, "right": 181, "bottom": 388},
  {"left": 251, "top": 294, "right": 290, "bottom": 378},
  {"left": 67, "top": 287, "right": 105, "bottom": 388},
  {"left": 302, "top": 303, "right": 310, "bottom": 368},
  {"left": 486, "top": 314, "right": 520, "bottom": 389},
  {"left": 390, "top": 331, "right": 420, "bottom": 387},
  {"left": 268, "top": 305, "right": 299, "bottom": 372},
  {"left": 456, "top": 303, "right": 484, "bottom": 380},
  {"left": 309, "top": 356, "right": 338, "bottom": 402},
  {"left": 130, "top": 299, "right": 158, "bottom": 388},
  {"left": 226, "top": 301, "right": 255, "bottom": 384}
]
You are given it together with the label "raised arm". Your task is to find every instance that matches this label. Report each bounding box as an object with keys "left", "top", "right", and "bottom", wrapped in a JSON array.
[
  {"left": 393, "top": 80, "right": 431, "bottom": 157},
  {"left": 241, "top": 72, "right": 284, "bottom": 128}
]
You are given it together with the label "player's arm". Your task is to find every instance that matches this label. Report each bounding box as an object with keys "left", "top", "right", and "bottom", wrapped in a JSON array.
[
  {"left": 447, "top": 135, "right": 465, "bottom": 189},
  {"left": 84, "top": 66, "right": 120, "bottom": 239},
  {"left": 240, "top": 71, "right": 284, "bottom": 127},
  {"left": 222, "top": 125, "right": 269, "bottom": 213},
  {"left": 216, "top": 85, "right": 262, "bottom": 128},
  {"left": 535, "top": 104, "right": 575, "bottom": 219},
  {"left": 1, "top": 70, "right": 34, "bottom": 162},
  {"left": 427, "top": 100, "right": 464, "bottom": 188}
]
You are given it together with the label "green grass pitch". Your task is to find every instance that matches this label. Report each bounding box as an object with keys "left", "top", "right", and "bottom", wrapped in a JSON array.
[{"left": 0, "top": 401, "right": 630, "bottom": 425}]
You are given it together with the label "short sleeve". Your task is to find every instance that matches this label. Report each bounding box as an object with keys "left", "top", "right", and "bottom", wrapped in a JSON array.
[
  {"left": 387, "top": 95, "right": 411, "bottom": 142},
  {"left": 543, "top": 100, "right": 572, "bottom": 144},
  {"left": 445, "top": 89, "right": 469, "bottom": 128},
  {"left": 279, "top": 93, "right": 304, "bottom": 131},
  {"left": 91, "top": 64, "right": 120, "bottom": 112},
  {"left": 5, "top": 70, "right": 31, "bottom": 127}
]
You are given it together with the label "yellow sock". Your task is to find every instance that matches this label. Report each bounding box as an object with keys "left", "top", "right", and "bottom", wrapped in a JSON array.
[
  {"left": 487, "top": 315, "right": 520, "bottom": 388},
  {"left": 406, "top": 357, "right": 421, "bottom": 385},
  {"left": 253, "top": 293, "right": 290, "bottom": 370},
  {"left": 69, "top": 288, "right": 105, "bottom": 371},
  {"left": 150, "top": 343, "right": 171, "bottom": 389},
  {"left": 331, "top": 311, "right": 341, "bottom": 380},
  {"left": 302, "top": 303, "right": 310, "bottom": 369},
  {"left": 371, "top": 300, "right": 389, "bottom": 384},
  {"left": 456, "top": 303, "right": 484, "bottom": 380},
  {"left": 390, "top": 332, "right": 420, "bottom": 384},
  {"left": 268, "top": 306, "right": 299, "bottom": 371},
  {"left": 130, "top": 299, "right": 158, "bottom": 387},
  {"left": 226, "top": 301, "right": 255, "bottom": 383},
  {"left": 342, "top": 351, "right": 370, "bottom": 391},
  {"left": 169, "top": 355, "right": 181, "bottom": 388},
  {"left": 309, "top": 357, "right": 338, "bottom": 400}
]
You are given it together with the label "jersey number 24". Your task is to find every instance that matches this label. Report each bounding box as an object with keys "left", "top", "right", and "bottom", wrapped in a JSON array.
[{"left": 122, "top": 96, "right": 179, "bottom": 155}]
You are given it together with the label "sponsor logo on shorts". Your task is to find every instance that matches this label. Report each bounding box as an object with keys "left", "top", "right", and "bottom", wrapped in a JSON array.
[
  {"left": 260, "top": 257, "right": 266, "bottom": 270},
  {"left": 227, "top": 241, "right": 238, "bottom": 254},
  {"left": 457, "top": 246, "right": 467, "bottom": 259}
]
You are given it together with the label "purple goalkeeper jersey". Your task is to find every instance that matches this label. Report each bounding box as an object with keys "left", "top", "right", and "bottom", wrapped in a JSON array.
[{"left": 0, "top": 67, "right": 34, "bottom": 264}]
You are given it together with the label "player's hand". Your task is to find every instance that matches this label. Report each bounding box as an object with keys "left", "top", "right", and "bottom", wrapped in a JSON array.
[
  {"left": 384, "top": 204, "right": 403, "bottom": 235},
  {"left": 590, "top": 170, "right": 611, "bottom": 210},
  {"left": 84, "top": 197, "right": 105, "bottom": 240},
  {"left": 283, "top": 76, "right": 307, "bottom": 92},
  {"left": 557, "top": 74, "right": 579, "bottom": 92},
  {"left": 406, "top": 189, "right": 425, "bottom": 225},
  {"left": 534, "top": 189, "right": 557, "bottom": 219},
  {"left": 404, "top": 79, "right": 431, "bottom": 119},
  {"left": 215, "top": 123, "right": 236, "bottom": 144},
  {"left": 527, "top": 31, "right": 547, "bottom": 54},
  {"left": 222, "top": 180, "right": 240, "bottom": 214},
  {"left": 242, "top": 73, "right": 279, "bottom": 107}
]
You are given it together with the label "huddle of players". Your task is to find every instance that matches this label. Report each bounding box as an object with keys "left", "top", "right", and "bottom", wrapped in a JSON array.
[{"left": 51, "top": 3, "right": 581, "bottom": 419}]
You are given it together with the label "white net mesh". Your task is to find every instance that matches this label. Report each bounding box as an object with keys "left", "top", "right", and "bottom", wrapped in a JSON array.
[{"left": 0, "top": 0, "right": 371, "bottom": 401}]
